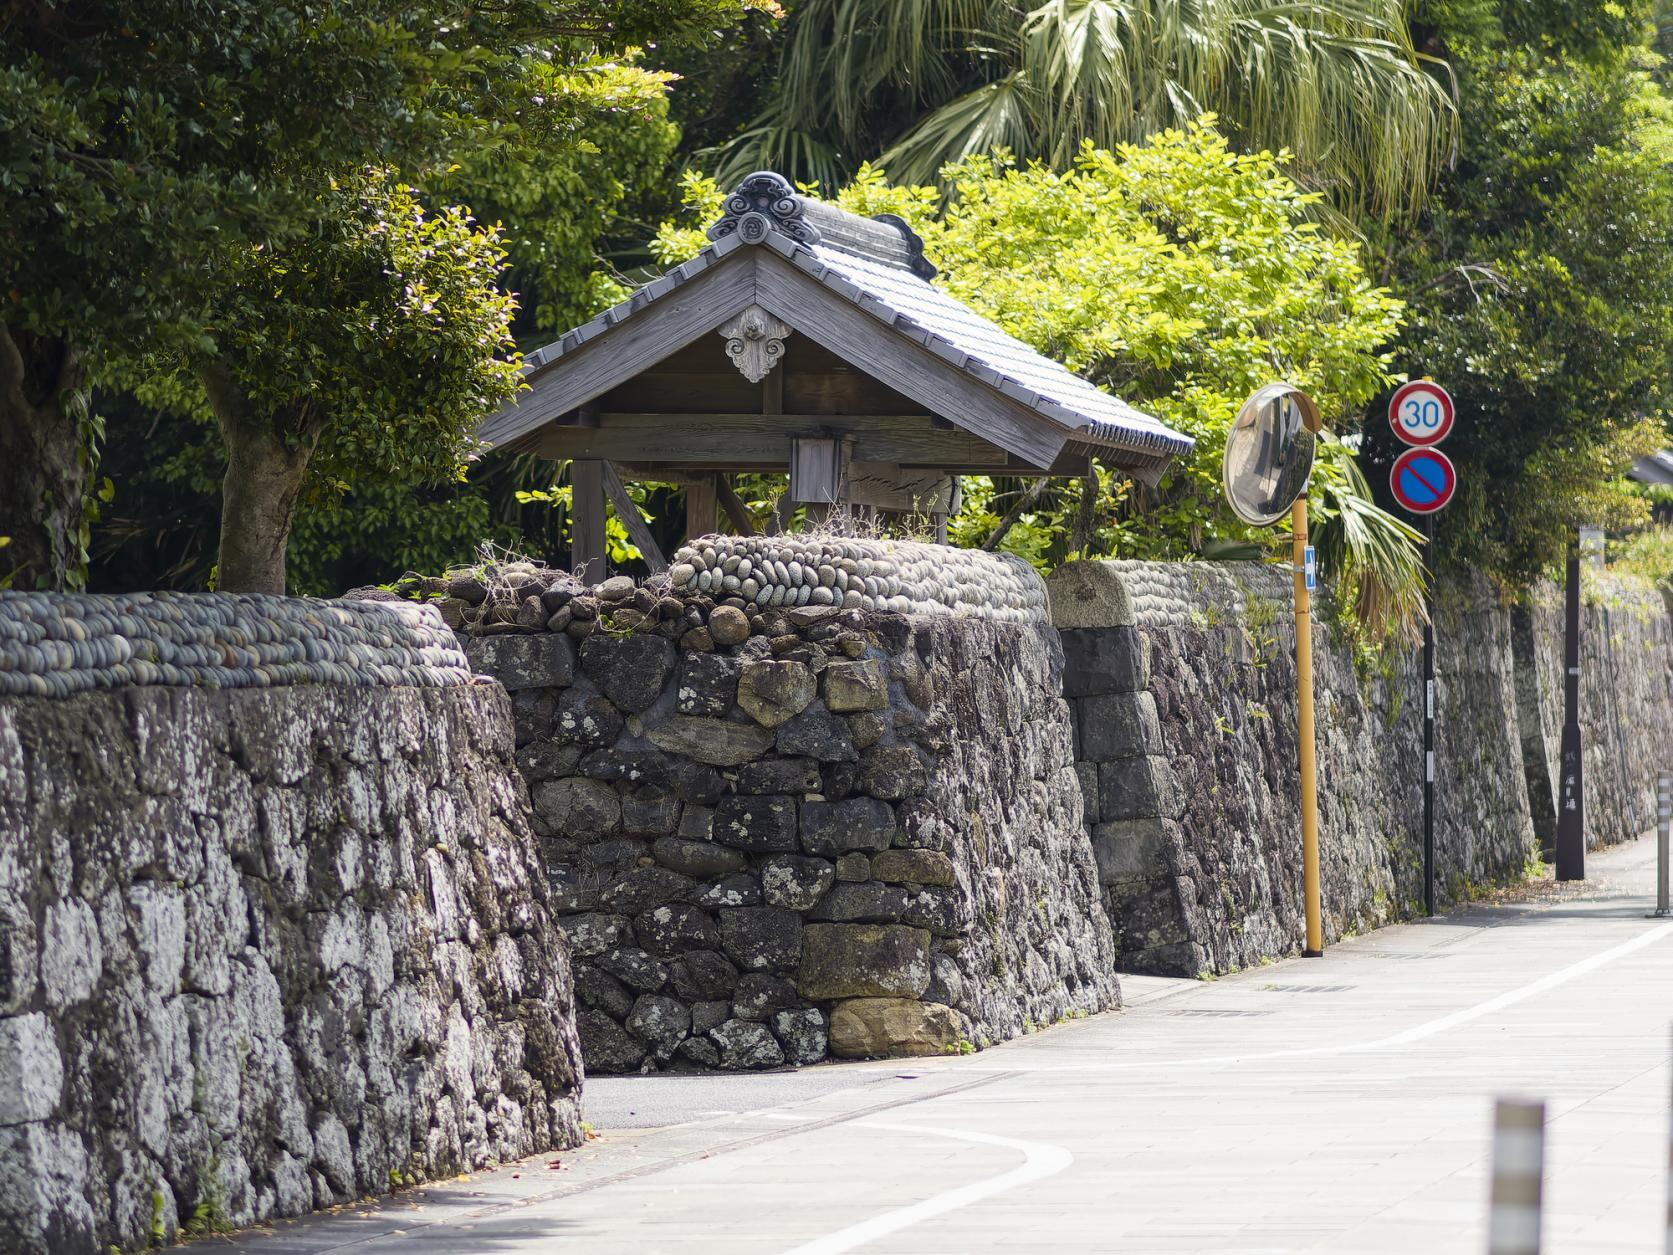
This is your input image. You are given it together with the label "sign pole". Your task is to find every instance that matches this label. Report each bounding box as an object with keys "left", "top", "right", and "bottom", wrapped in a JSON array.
[
  {"left": 1225, "top": 383, "right": 1325, "bottom": 957},
  {"left": 1650, "top": 774, "right": 1670, "bottom": 920},
  {"left": 1388, "top": 377, "right": 1457, "bottom": 912},
  {"left": 1293, "top": 495, "right": 1324, "bottom": 956},
  {"left": 1422, "top": 513, "right": 1436, "bottom": 917},
  {"left": 1555, "top": 538, "right": 1585, "bottom": 880}
]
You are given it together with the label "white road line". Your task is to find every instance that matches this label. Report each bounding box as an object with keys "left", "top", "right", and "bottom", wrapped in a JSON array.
[
  {"left": 776, "top": 1121, "right": 1073, "bottom": 1255},
  {"left": 1003, "top": 920, "right": 1673, "bottom": 1073},
  {"left": 1376, "top": 921, "right": 1672, "bottom": 1047}
]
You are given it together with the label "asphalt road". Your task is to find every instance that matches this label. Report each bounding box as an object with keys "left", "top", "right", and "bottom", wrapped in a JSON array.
[{"left": 213, "top": 833, "right": 1673, "bottom": 1255}]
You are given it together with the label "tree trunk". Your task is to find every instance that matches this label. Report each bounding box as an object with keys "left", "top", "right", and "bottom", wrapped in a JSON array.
[
  {"left": 1070, "top": 467, "right": 1100, "bottom": 558},
  {"left": 0, "top": 324, "right": 86, "bottom": 591},
  {"left": 982, "top": 478, "right": 1048, "bottom": 551},
  {"left": 201, "top": 365, "right": 316, "bottom": 595}
]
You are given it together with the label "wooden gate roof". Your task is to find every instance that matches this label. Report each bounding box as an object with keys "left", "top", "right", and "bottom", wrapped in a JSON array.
[{"left": 478, "top": 172, "right": 1193, "bottom": 481}]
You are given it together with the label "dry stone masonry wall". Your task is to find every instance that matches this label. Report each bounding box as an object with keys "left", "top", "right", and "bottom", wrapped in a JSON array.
[
  {"left": 1520, "top": 578, "right": 1673, "bottom": 851},
  {"left": 451, "top": 549, "right": 1118, "bottom": 1073},
  {"left": 0, "top": 617, "right": 582, "bottom": 1254},
  {"left": 1048, "top": 560, "right": 1540, "bottom": 976}
]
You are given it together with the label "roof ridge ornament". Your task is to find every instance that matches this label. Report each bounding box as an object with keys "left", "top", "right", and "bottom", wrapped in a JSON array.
[
  {"left": 869, "top": 213, "right": 938, "bottom": 281},
  {"left": 708, "top": 172, "right": 822, "bottom": 247}
]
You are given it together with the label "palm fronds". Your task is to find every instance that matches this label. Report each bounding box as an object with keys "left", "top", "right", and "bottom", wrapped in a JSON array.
[
  {"left": 879, "top": 75, "right": 1036, "bottom": 184},
  {"left": 704, "top": 115, "right": 848, "bottom": 192},
  {"left": 735, "top": 0, "right": 1458, "bottom": 220},
  {"left": 1309, "top": 438, "right": 1429, "bottom": 641}
]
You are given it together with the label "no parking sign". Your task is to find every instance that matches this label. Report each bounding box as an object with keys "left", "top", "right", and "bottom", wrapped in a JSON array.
[{"left": 1390, "top": 447, "right": 1456, "bottom": 514}]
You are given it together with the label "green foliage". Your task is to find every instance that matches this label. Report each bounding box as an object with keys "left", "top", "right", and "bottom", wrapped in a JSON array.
[
  {"left": 99, "top": 173, "right": 523, "bottom": 592},
  {"left": 1, "top": 0, "right": 729, "bottom": 354},
  {"left": 1608, "top": 525, "right": 1673, "bottom": 588},
  {"left": 716, "top": 0, "right": 1456, "bottom": 219},
  {"left": 10, "top": 0, "right": 771, "bottom": 590},
  {"left": 219, "top": 174, "right": 520, "bottom": 490},
  {"left": 891, "top": 132, "right": 1405, "bottom": 571},
  {"left": 1380, "top": 13, "right": 1673, "bottom": 588},
  {"left": 447, "top": 91, "right": 681, "bottom": 339}
]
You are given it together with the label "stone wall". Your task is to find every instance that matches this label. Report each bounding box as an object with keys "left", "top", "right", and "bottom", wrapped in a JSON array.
[
  {"left": 1520, "top": 577, "right": 1673, "bottom": 852},
  {"left": 1048, "top": 560, "right": 1537, "bottom": 976},
  {"left": 458, "top": 569, "right": 1119, "bottom": 1073},
  {"left": 0, "top": 683, "right": 583, "bottom": 1255}
]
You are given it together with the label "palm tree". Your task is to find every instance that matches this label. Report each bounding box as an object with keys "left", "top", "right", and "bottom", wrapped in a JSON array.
[{"left": 716, "top": 0, "right": 1456, "bottom": 218}]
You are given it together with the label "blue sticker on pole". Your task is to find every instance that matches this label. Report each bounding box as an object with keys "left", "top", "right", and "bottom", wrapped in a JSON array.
[
  {"left": 1304, "top": 546, "right": 1316, "bottom": 591},
  {"left": 1389, "top": 447, "right": 1457, "bottom": 515}
]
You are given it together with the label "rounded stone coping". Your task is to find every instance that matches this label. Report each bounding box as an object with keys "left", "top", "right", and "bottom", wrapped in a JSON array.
[
  {"left": 1047, "top": 560, "right": 1293, "bottom": 630},
  {"left": 671, "top": 534, "right": 1048, "bottom": 622},
  {"left": 0, "top": 591, "right": 471, "bottom": 697}
]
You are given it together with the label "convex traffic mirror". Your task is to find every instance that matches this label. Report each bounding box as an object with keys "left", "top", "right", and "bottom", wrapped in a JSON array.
[{"left": 1222, "top": 383, "right": 1323, "bottom": 527}]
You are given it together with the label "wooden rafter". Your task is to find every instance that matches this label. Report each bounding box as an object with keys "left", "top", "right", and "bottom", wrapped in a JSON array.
[{"left": 602, "top": 462, "right": 668, "bottom": 574}]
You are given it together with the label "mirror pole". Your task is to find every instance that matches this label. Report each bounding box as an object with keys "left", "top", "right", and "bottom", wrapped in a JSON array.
[{"left": 1292, "top": 494, "right": 1324, "bottom": 956}]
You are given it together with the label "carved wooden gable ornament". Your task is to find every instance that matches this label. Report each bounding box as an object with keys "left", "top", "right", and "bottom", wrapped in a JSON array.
[{"left": 719, "top": 304, "right": 791, "bottom": 383}]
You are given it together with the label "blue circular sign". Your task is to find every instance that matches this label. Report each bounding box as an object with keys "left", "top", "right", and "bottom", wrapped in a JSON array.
[{"left": 1390, "top": 447, "right": 1456, "bottom": 514}]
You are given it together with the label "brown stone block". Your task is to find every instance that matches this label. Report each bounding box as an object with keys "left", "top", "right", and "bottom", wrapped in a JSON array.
[{"left": 828, "top": 998, "right": 962, "bottom": 1058}]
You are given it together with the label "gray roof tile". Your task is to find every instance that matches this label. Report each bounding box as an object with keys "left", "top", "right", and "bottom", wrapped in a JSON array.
[{"left": 506, "top": 174, "right": 1194, "bottom": 461}]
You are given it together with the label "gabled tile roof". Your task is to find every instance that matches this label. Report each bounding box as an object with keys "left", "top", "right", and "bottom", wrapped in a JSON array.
[{"left": 497, "top": 172, "right": 1193, "bottom": 463}]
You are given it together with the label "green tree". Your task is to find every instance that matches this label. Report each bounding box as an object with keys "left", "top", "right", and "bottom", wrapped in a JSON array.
[
  {"left": 1380, "top": 1, "right": 1673, "bottom": 587},
  {"left": 1, "top": 0, "right": 763, "bottom": 590},
  {"left": 189, "top": 175, "right": 521, "bottom": 594},
  {"left": 83, "top": 55, "right": 693, "bottom": 598},
  {"left": 715, "top": 0, "right": 1456, "bottom": 219},
  {"left": 448, "top": 94, "right": 682, "bottom": 341}
]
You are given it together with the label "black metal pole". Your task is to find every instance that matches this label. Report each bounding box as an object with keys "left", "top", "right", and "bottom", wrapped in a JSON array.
[
  {"left": 1423, "top": 513, "right": 1436, "bottom": 916},
  {"left": 1555, "top": 538, "right": 1586, "bottom": 880}
]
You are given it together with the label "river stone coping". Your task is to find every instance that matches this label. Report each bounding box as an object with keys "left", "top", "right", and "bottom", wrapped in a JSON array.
[
  {"left": 670, "top": 534, "right": 1048, "bottom": 623},
  {"left": 0, "top": 591, "right": 470, "bottom": 696},
  {"left": 1047, "top": 559, "right": 1293, "bottom": 630}
]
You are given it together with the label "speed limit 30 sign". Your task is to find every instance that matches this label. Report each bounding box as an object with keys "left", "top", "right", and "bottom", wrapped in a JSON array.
[{"left": 1389, "top": 380, "right": 1454, "bottom": 447}]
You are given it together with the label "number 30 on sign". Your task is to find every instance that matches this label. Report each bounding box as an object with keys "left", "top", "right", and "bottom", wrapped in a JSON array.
[{"left": 1388, "top": 380, "right": 1454, "bottom": 446}]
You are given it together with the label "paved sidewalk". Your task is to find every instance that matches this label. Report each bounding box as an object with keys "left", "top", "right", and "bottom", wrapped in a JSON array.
[{"left": 208, "top": 834, "right": 1673, "bottom": 1254}]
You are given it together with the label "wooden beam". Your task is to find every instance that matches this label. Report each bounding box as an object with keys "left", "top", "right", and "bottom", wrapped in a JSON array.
[
  {"left": 602, "top": 462, "right": 668, "bottom": 574},
  {"left": 685, "top": 474, "right": 719, "bottom": 540},
  {"left": 535, "top": 413, "right": 1008, "bottom": 469},
  {"left": 571, "top": 460, "right": 606, "bottom": 579},
  {"left": 754, "top": 251, "right": 1065, "bottom": 469},
  {"left": 845, "top": 461, "right": 957, "bottom": 513},
  {"left": 716, "top": 476, "right": 756, "bottom": 535},
  {"left": 479, "top": 252, "right": 761, "bottom": 449}
]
